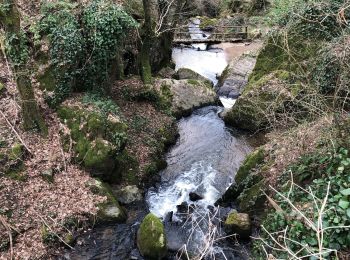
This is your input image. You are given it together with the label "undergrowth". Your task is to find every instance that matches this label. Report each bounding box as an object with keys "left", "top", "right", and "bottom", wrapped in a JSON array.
[
  {"left": 254, "top": 147, "right": 350, "bottom": 258},
  {"left": 37, "top": 0, "right": 137, "bottom": 107}
]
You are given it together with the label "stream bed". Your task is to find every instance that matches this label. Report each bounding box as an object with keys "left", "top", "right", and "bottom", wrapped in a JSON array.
[{"left": 62, "top": 21, "right": 258, "bottom": 260}]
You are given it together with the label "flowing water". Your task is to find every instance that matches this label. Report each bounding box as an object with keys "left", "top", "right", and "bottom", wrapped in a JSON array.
[
  {"left": 63, "top": 20, "right": 256, "bottom": 260},
  {"left": 146, "top": 106, "right": 251, "bottom": 258}
]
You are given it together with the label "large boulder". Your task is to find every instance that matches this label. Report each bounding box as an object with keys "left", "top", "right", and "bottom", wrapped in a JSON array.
[
  {"left": 217, "top": 55, "right": 257, "bottom": 98},
  {"left": 114, "top": 185, "right": 143, "bottom": 204},
  {"left": 174, "top": 68, "right": 212, "bottom": 86},
  {"left": 223, "top": 70, "right": 300, "bottom": 131},
  {"left": 87, "top": 179, "right": 127, "bottom": 223},
  {"left": 154, "top": 78, "right": 217, "bottom": 118},
  {"left": 224, "top": 211, "right": 251, "bottom": 239},
  {"left": 57, "top": 103, "right": 129, "bottom": 182},
  {"left": 137, "top": 213, "right": 167, "bottom": 259},
  {"left": 217, "top": 148, "right": 265, "bottom": 205}
]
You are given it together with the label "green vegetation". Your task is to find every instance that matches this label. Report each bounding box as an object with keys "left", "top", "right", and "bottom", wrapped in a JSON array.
[
  {"left": 254, "top": 148, "right": 350, "bottom": 258},
  {"left": 37, "top": 0, "right": 137, "bottom": 106}
]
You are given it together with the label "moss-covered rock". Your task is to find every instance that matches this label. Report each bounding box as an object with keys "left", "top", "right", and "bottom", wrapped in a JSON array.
[
  {"left": 174, "top": 68, "right": 212, "bottom": 86},
  {"left": 154, "top": 79, "right": 216, "bottom": 118},
  {"left": 0, "top": 143, "right": 26, "bottom": 181},
  {"left": 217, "top": 148, "right": 265, "bottom": 205},
  {"left": 87, "top": 179, "right": 127, "bottom": 223},
  {"left": 237, "top": 180, "right": 265, "bottom": 213},
  {"left": 137, "top": 213, "right": 167, "bottom": 259},
  {"left": 235, "top": 148, "right": 265, "bottom": 184},
  {"left": 57, "top": 105, "right": 129, "bottom": 181},
  {"left": 249, "top": 31, "right": 319, "bottom": 84},
  {"left": 224, "top": 70, "right": 299, "bottom": 131},
  {"left": 224, "top": 212, "right": 251, "bottom": 239}
]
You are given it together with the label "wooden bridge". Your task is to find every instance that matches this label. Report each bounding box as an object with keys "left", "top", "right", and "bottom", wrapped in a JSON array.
[{"left": 173, "top": 26, "right": 249, "bottom": 44}]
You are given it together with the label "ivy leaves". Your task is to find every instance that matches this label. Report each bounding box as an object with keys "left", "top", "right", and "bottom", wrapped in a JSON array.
[
  {"left": 38, "top": 0, "right": 138, "bottom": 106},
  {"left": 261, "top": 148, "right": 350, "bottom": 257}
]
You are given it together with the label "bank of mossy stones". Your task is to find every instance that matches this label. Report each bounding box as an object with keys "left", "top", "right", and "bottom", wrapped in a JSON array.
[
  {"left": 224, "top": 70, "right": 302, "bottom": 131},
  {"left": 235, "top": 148, "right": 265, "bottom": 184},
  {"left": 137, "top": 213, "right": 167, "bottom": 259},
  {"left": 217, "top": 148, "right": 265, "bottom": 207},
  {"left": 87, "top": 178, "right": 127, "bottom": 223},
  {"left": 57, "top": 105, "right": 129, "bottom": 182},
  {"left": 224, "top": 211, "right": 252, "bottom": 239},
  {"left": 249, "top": 32, "right": 319, "bottom": 84},
  {"left": 0, "top": 143, "right": 26, "bottom": 181},
  {"left": 237, "top": 180, "right": 265, "bottom": 213}
]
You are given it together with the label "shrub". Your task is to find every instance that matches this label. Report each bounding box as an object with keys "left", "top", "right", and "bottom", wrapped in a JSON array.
[{"left": 255, "top": 148, "right": 350, "bottom": 258}]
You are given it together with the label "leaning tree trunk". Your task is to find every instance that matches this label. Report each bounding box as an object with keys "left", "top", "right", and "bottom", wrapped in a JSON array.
[
  {"left": 140, "top": 0, "right": 154, "bottom": 84},
  {"left": 0, "top": 0, "right": 47, "bottom": 133}
]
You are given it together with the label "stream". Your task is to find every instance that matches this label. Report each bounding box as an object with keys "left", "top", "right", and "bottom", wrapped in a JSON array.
[{"left": 63, "top": 20, "right": 255, "bottom": 260}]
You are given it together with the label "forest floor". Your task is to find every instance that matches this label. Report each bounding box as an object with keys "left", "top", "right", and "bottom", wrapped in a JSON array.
[{"left": 0, "top": 57, "right": 106, "bottom": 259}]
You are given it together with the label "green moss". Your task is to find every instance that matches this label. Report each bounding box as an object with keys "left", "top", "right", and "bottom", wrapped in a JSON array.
[
  {"left": 37, "top": 66, "right": 56, "bottom": 91},
  {"left": 86, "top": 113, "right": 106, "bottom": 138},
  {"left": 137, "top": 213, "right": 167, "bottom": 259},
  {"left": 57, "top": 104, "right": 128, "bottom": 181},
  {"left": 224, "top": 212, "right": 251, "bottom": 238},
  {"left": 224, "top": 70, "right": 296, "bottom": 131},
  {"left": 6, "top": 164, "right": 26, "bottom": 181},
  {"left": 199, "top": 16, "right": 217, "bottom": 30},
  {"left": 83, "top": 138, "right": 115, "bottom": 171},
  {"left": 114, "top": 151, "right": 139, "bottom": 184},
  {"left": 0, "top": 82, "right": 4, "bottom": 94},
  {"left": 249, "top": 32, "right": 319, "bottom": 83},
  {"left": 187, "top": 79, "right": 199, "bottom": 86},
  {"left": 41, "top": 225, "right": 57, "bottom": 245},
  {"left": 88, "top": 179, "right": 127, "bottom": 223},
  {"left": 235, "top": 148, "right": 265, "bottom": 184},
  {"left": 9, "top": 143, "right": 24, "bottom": 160},
  {"left": 237, "top": 180, "right": 266, "bottom": 213}
]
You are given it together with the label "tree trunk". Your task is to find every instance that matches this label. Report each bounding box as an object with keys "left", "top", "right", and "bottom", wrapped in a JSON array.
[
  {"left": 141, "top": 0, "right": 153, "bottom": 84},
  {"left": 0, "top": 0, "right": 47, "bottom": 133}
]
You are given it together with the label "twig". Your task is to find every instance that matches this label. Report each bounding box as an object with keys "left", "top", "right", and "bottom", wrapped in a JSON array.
[
  {"left": 0, "top": 110, "right": 32, "bottom": 154},
  {"left": 37, "top": 215, "right": 73, "bottom": 249}
]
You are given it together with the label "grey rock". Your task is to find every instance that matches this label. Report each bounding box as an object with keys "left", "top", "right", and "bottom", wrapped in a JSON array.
[
  {"left": 217, "top": 56, "right": 257, "bottom": 98},
  {"left": 115, "top": 185, "right": 143, "bottom": 204}
]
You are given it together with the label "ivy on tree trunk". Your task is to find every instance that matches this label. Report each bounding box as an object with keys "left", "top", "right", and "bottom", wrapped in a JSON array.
[
  {"left": 0, "top": 0, "right": 47, "bottom": 134},
  {"left": 141, "top": 0, "right": 153, "bottom": 84}
]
